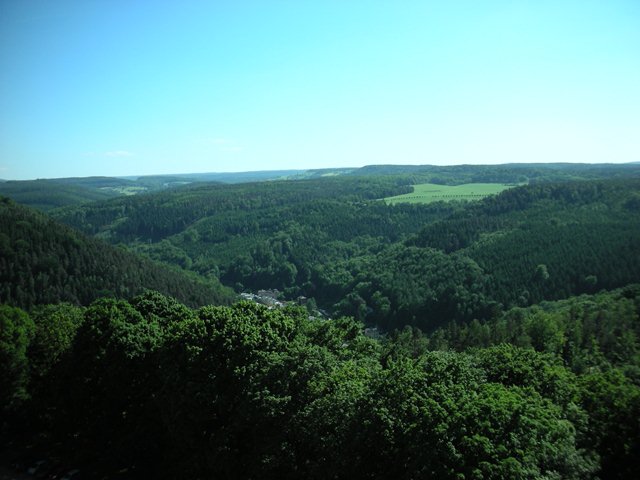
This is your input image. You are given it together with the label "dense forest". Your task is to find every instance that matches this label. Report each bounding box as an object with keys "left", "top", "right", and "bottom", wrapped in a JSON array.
[
  {"left": 0, "top": 196, "right": 234, "bottom": 308},
  {"left": 2, "top": 288, "right": 639, "bottom": 478},
  {"left": 48, "top": 168, "right": 640, "bottom": 333},
  {"left": 4, "top": 162, "right": 640, "bottom": 211},
  {"left": 0, "top": 179, "right": 122, "bottom": 211},
  {"left": 1, "top": 163, "right": 639, "bottom": 478}
]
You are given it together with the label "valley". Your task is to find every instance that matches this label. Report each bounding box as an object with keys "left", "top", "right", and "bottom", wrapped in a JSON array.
[{"left": 1, "top": 162, "right": 640, "bottom": 479}]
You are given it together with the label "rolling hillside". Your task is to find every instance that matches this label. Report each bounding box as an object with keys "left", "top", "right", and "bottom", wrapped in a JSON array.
[
  {"left": 0, "top": 196, "right": 234, "bottom": 308},
  {"left": 40, "top": 164, "right": 640, "bottom": 333}
]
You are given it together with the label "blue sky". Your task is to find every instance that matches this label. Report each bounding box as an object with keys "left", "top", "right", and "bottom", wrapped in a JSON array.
[{"left": 1, "top": 0, "right": 639, "bottom": 180}]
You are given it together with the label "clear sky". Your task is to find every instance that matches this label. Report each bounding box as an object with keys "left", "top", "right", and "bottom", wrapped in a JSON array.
[{"left": 1, "top": 0, "right": 639, "bottom": 180}]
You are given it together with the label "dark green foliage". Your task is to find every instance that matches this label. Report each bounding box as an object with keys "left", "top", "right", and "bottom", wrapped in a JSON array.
[
  {"left": 27, "top": 303, "right": 84, "bottom": 378},
  {"left": 320, "top": 244, "right": 495, "bottom": 331},
  {"left": 350, "top": 351, "right": 594, "bottom": 479},
  {"left": 428, "top": 286, "right": 640, "bottom": 479},
  {"left": 474, "top": 344, "right": 579, "bottom": 406},
  {"left": 0, "top": 304, "right": 34, "bottom": 415},
  {"left": 578, "top": 370, "right": 640, "bottom": 479},
  {"left": 431, "top": 286, "right": 640, "bottom": 373},
  {"left": 349, "top": 162, "right": 640, "bottom": 184},
  {"left": 5, "top": 292, "right": 630, "bottom": 478},
  {"left": 50, "top": 297, "right": 168, "bottom": 472},
  {"left": 2, "top": 164, "right": 640, "bottom": 477},
  {"left": 0, "top": 196, "right": 234, "bottom": 308},
  {"left": 413, "top": 179, "right": 640, "bottom": 307},
  {"left": 156, "top": 302, "right": 309, "bottom": 478},
  {"left": 0, "top": 175, "right": 216, "bottom": 211},
  {"left": 52, "top": 176, "right": 415, "bottom": 241},
  {"left": 43, "top": 170, "right": 640, "bottom": 334},
  {"left": 0, "top": 178, "right": 122, "bottom": 211},
  {"left": 455, "top": 382, "right": 594, "bottom": 480}
]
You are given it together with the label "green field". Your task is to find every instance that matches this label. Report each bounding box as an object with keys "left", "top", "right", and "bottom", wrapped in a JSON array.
[
  {"left": 100, "top": 186, "right": 149, "bottom": 195},
  {"left": 384, "top": 183, "right": 516, "bottom": 204}
]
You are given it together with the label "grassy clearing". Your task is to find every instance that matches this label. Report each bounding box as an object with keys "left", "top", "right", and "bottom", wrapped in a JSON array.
[
  {"left": 384, "top": 183, "right": 516, "bottom": 204},
  {"left": 100, "top": 186, "right": 149, "bottom": 195}
]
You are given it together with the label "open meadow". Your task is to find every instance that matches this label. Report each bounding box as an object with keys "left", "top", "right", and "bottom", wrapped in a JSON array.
[{"left": 384, "top": 182, "right": 516, "bottom": 204}]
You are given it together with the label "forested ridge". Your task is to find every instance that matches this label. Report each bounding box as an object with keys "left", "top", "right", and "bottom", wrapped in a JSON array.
[
  {"left": 0, "top": 196, "right": 234, "bottom": 308},
  {"left": 6, "top": 162, "right": 639, "bottom": 212},
  {"left": 414, "top": 179, "right": 640, "bottom": 306},
  {"left": 0, "top": 179, "right": 121, "bottom": 211},
  {"left": 1, "top": 163, "right": 640, "bottom": 478}
]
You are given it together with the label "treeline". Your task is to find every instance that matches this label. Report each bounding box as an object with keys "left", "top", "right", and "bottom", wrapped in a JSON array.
[
  {"left": 2, "top": 288, "right": 638, "bottom": 478},
  {"left": 350, "top": 162, "right": 640, "bottom": 185},
  {"left": 0, "top": 197, "right": 234, "bottom": 308},
  {"left": 0, "top": 176, "right": 199, "bottom": 211},
  {"left": 8, "top": 163, "right": 639, "bottom": 213}
]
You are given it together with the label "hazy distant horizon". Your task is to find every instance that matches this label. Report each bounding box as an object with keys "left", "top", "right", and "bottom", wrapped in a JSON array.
[
  {"left": 2, "top": 160, "right": 640, "bottom": 183},
  {"left": 2, "top": 1, "right": 638, "bottom": 181}
]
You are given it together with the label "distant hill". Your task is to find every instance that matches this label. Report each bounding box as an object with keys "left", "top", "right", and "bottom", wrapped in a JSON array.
[
  {"left": 134, "top": 162, "right": 640, "bottom": 184},
  {"left": 349, "top": 162, "right": 640, "bottom": 183},
  {"left": 142, "top": 169, "right": 306, "bottom": 183},
  {"left": 0, "top": 171, "right": 312, "bottom": 210},
  {"left": 0, "top": 175, "right": 206, "bottom": 211},
  {"left": 0, "top": 196, "right": 234, "bottom": 308},
  {"left": 7, "top": 163, "right": 639, "bottom": 212},
  {"left": 49, "top": 176, "right": 139, "bottom": 188},
  {"left": 0, "top": 179, "right": 123, "bottom": 211}
]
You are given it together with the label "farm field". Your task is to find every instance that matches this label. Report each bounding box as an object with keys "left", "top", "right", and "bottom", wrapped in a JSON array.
[{"left": 384, "top": 182, "right": 516, "bottom": 204}]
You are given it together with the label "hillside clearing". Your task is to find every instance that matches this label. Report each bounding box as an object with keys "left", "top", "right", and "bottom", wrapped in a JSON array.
[{"left": 384, "top": 183, "right": 516, "bottom": 204}]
